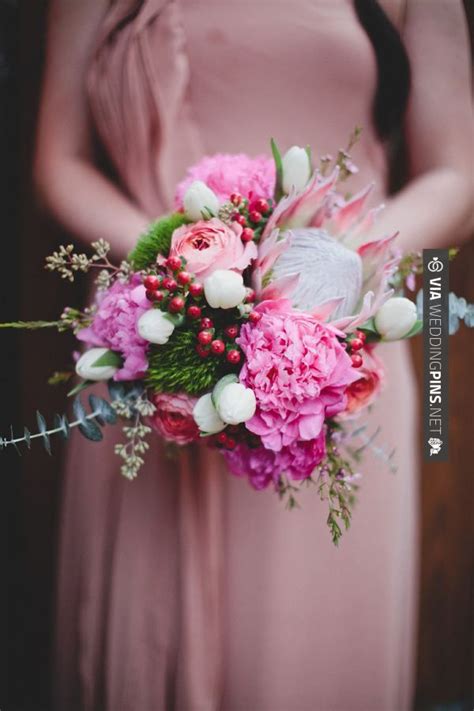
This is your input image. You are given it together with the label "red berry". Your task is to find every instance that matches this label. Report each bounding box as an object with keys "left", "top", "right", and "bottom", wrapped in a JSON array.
[
  {"left": 249, "top": 210, "right": 262, "bottom": 223},
  {"left": 163, "top": 277, "right": 178, "bottom": 292},
  {"left": 224, "top": 325, "right": 239, "bottom": 339},
  {"left": 200, "top": 317, "right": 214, "bottom": 330},
  {"left": 169, "top": 296, "right": 185, "bottom": 313},
  {"left": 197, "top": 330, "right": 213, "bottom": 346},
  {"left": 166, "top": 256, "right": 182, "bottom": 271},
  {"left": 189, "top": 282, "right": 204, "bottom": 298},
  {"left": 245, "top": 288, "right": 256, "bottom": 303},
  {"left": 227, "top": 349, "right": 241, "bottom": 364},
  {"left": 196, "top": 344, "right": 211, "bottom": 358},
  {"left": 248, "top": 311, "right": 262, "bottom": 324},
  {"left": 216, "top": 432, "right": 228, "bottom": 445},
  {"left": 146, "top": 289, "right": 164, "bottom": 302},
  {"left": 143, "top": 274, "right": 161, "bottom": 291},
  {"left": 225, "top": 437, "right": 237, "bottom": 450},
  {"left": 253, "top": 198, "right": 270, "bottom": 214},
  {"left": 230, "top": 193, "right": 242, "bottom": 206},
  {"left": 350, "top": 337, "right": 363, "bottom": 351},
  {"left": 187, "top": 305, "right": 202, "bottom": 320},
  {"left": 351, "top": 353, "right": 363, "bottom": 368},
  {"left": 210, "top": 339, "right": 225, "bottom": 355},
  {"left": 241, "top": 227, "right": 255, "bottom": 243},
  {"left": 355, "top": 330, "right": 367, "bottom": 343},
  {"left": 232, "top": 213, "right": 247, "bottom": 227},
  {"left": 177, "top": 271, "right": 192, "bottom": 286}
]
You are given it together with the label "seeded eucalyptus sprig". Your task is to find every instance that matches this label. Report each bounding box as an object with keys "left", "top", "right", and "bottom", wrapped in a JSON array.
[{"left": 45, "top": 239, "right": 132, "bottom": 289}]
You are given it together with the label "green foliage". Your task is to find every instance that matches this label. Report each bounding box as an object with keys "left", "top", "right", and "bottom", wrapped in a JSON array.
[
  {"left": 128, "top": 213, "right": 190, "bottom": 270},
  {"left": 270, "top": 138, "right": 284, "bottom": 202},
  {"left": 146, "top": 330, "right": 228, "bottom": 396}
]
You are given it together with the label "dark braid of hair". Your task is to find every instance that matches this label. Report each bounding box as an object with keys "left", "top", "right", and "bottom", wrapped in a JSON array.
[{"left": 354, "top": 0, "right": 411, "bottom": 140}]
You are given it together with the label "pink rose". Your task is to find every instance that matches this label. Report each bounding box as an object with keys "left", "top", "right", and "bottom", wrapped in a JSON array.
[
  {"left": 169, "top": 218, "right": 257, "bottom": 279},
  {"left": 237, "top": 299, "right": 360, "bottom": 452},
  {"left": 344, "top": 346, "right": 384, "bottom": 415},
  {"left": 150, "top": 392, "right": 199, "bottom": 445}
]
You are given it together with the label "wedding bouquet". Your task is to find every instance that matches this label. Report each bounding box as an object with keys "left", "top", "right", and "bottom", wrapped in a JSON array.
[{"left": 1, "top": 134, "right": 451, "bottom": 543}]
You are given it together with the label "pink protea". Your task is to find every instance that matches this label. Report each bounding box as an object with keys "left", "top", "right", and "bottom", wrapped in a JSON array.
[
  {"left": 223, "top": 433, "right": 327, "bottom": 490},
  {"left": 237, "top": 299, "right": 359, "bottom": 452},
  {"left": 149, "top": 392, "right": 199, "bottom": 444},
  {"left": 77, "top": 276, "right": 149, "bottom": 381},
  {"left": 174, "top": 153, "right": 275, "bottom": 207}
]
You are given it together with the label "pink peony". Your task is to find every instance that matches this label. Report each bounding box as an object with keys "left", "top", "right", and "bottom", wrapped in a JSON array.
[
  {"left": 343, "top": 346, "right": 384, "bottom": 416},
  {"left": 169, "top": 218, "right": 257, "bottom": 279},
  {"left": 174, "top": 153, "right": 275, "bottom": 207},
  {"left": 149, "top": 392, "right": 199, "bottom": 444},
  {"left": 223, "top": 432, "right": 326, "bottom": 490},
  {"left": 77, "top": 276, "right": 149, "bottom": 381},
  {"left": 237, "top": 299, "right": 360, "bottom": 451}
]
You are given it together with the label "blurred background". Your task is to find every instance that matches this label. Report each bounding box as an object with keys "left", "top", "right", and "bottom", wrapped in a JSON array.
[{"left": 0, "top": 2, "right": 472, "bottom": 710}]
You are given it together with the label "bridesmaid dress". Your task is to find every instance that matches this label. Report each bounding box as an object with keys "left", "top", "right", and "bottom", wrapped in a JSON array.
[{"left": 54, "top": 1, "right": 419, "bottom": 709}]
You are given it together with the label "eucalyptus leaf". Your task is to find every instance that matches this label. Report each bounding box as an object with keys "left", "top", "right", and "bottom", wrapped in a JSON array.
[
  {"left": 89, "top": 394, "right": 117, "bottom": 426},
  {"left": 78, "top": 418, "right": 103, "bottom": 442},
  {"left": 36, "top": 411, "right": 51, "bottom": 455},
  {"left": 54, "top": 414, "right": 70, "bottom": 441}
]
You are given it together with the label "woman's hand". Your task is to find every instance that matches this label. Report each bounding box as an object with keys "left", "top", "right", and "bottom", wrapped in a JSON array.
[
  {"left": 35, "top": 0, "right": 151, "bottom": 259},
  {"left": 370, "top": 0, "right": 473, "bottom": 252}
]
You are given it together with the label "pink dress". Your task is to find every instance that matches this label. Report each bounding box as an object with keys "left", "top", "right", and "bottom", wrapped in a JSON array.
[{"left": 55, "top": 1, "right": 419, "bottom": 709}]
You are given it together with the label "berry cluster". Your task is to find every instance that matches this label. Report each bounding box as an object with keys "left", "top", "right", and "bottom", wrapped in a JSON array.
[
  {"left": 196, "top": 317, "right": 242, "bottom": 363},
  {"left": 144, "top": 257, "right": 204, "bottom": 318},
  {"left": 229, "top": 193, "right": 273, "bottom": 242},
  {"left": 209, "top": 424, "right": 261, "bottom": 452},
  {"left": 345, "top": 330, "right": 367, "bottom": 369}
]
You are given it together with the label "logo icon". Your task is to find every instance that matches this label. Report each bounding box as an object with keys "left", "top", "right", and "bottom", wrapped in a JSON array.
[
  {"left": 427, "top": 257, "right": 444, "bottom": 273},
  {"left": 428, "top": 437, "right": 443, "bottom": 456}
]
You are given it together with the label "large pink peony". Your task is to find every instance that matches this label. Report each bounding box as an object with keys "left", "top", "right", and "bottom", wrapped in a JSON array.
[
  {"left": 169, "top": 218, "right": 257, "bottom": 279},
  {"left": 149, "top": 392, "right": 199, "bottom": 444},
  {"left": 174, "top": 153, "right": 275, "bottom": 206},
  {"left": 77, "top": 276, "right": 149, "bottom": 381},
  {"left": 237, "top": 300, "right": 360, "bottom": 451},
  {"left": 223, "top": 433, "right": 326, "bottom": 490}
]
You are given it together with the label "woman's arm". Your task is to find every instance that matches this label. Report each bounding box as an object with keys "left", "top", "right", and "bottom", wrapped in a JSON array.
[
  {"left": 35, "top": 0, "right": 151, "bottom": 257},
  {"left": 369, "top": 0, "right": 473, "bottom": 252}
]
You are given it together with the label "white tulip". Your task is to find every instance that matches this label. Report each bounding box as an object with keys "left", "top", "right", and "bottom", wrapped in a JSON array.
[
  {"left": 216, "top": 383, "right": 257, "bottom": 425},
  {"left": 183, "top": 180, "right": 220, "bottom": 221},
  {"left": 204, "top": 269, "right": 246, "bottom": 309},
  {"left": 75, "top": 347, "right": 118, "bottom": 382},
  {"left": 137, "top": 309, "right": 175, "bottom": 345},
  {"left": 282, "top": 146, "right": 312, "bottom": 194},
  {"left": 374, "top": 297, "right": 418, "bottom": 341},
  {"left": 193, "top": 393, "right": 226, "bottom": 434}
]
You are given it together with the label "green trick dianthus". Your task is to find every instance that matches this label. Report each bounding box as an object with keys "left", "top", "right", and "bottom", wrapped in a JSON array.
[{"left": 128, "top": 213, "right": 189, "bottom": 270}]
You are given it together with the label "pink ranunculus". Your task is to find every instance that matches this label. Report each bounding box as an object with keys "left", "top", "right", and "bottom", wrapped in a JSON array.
[
  {"left": 77, "top": 276, "right": 149, "bottom": 381},
  {"left": 343, "top": 346, "right": 384, "bottom": 416},
  {"left": 174, "top": 153, "right": 275, "bottom": 207},
  {"left": 223, "top": 432, "right": 326, "bottom": 490},
  {"left": 169, "top": 218, "right": 257, "bottom": 279},
  {"left": 150, "top": 392, "right": 199, "bottom": 445},
  {"left": 237, "top": 299, "right": 360, "bottom": 452}
]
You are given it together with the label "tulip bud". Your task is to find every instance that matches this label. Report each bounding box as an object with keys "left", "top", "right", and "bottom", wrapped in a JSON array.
[
  {"left": 193, "top": 393, "right": 226, "bottom": 434},
  {"left": 137, "top": 309, "right": 175, "bottom": 344},
  {"left": 75, "top": 347, "right": 119, "bottom": 381},
  {"left": 215, "top": 382, "right": 256, "bottom": 425},
  {"left": 282, "top": 146, "right": 312, "bottom": 194},
  {"left": 183, "top": 180, "right": 220, "bottom": 221},
  {"left": 204, "top": 269, "right": 246, "bottom": 309},
  {"left": 374, "top": 297, "right": 418, "bottom": 341}
]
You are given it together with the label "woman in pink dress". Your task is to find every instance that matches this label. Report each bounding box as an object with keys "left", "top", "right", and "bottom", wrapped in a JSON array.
[{"left": 35, "top": 1, "right": 473, "bottom": 709}]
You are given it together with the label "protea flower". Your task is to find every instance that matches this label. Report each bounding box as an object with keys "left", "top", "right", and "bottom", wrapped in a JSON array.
[{"left": 255, "top": 168, "right": 400, "bottom": 332}]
